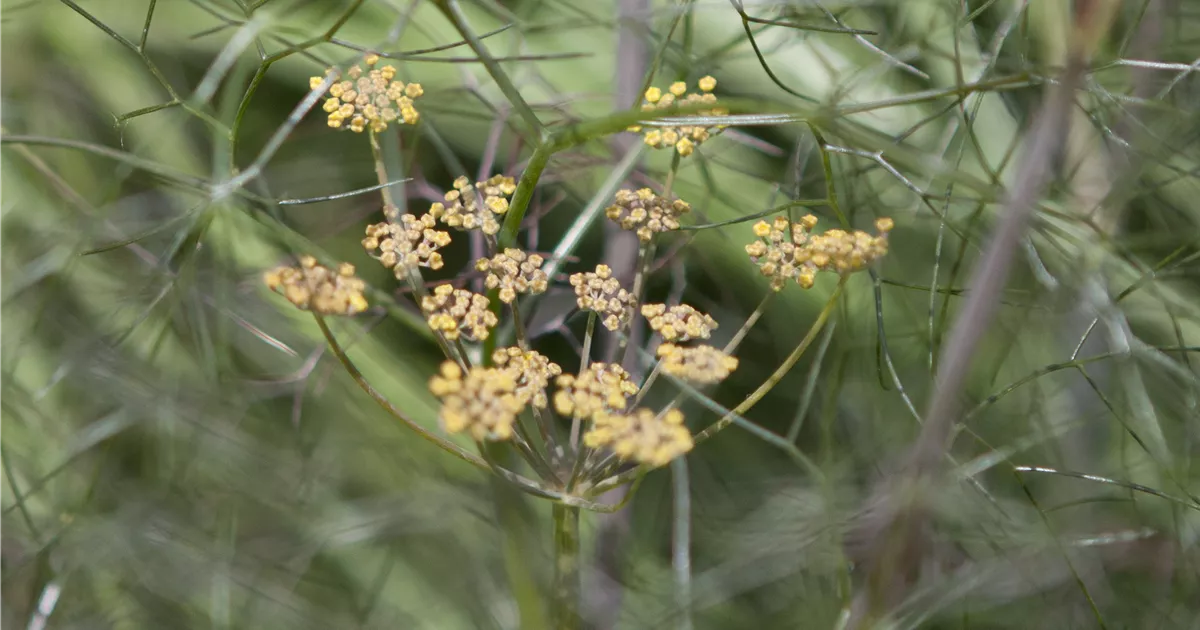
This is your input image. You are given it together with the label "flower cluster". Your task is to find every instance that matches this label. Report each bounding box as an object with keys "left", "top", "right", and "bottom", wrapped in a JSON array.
[
  {"left": 421, "top": 285, "right": 498, "bottom": 341},
  {"left": 362, "top": 210, "right": 452, "bottom": 277},
  {"left": 584, "top": 408, "right": 693, "bottom": 467},
  {"left": 429, "top": 175, "right": 517, "bottom": 236},
  {"left": 569, "top": 264, "right": 634, "bottom": 331},
  {"left": 640, "top": 303, "right": 717, "bottom": 342},
  {"left": 263, "top": 256, "right": 368, "bottom": 316},
  {"left": 627, "top": 76, "right": 727, "bottom": 157},
  {"left": 476, "top": 249, "right": 549, "bottom": 304},
  {"left": 429, "top": 362, "right": 523, "bottom": 441},
  {"left": 605, "top": 188, "right": 691, "bottom": 242},
  {"left": 312, "top": 54, "right": 422, "bottom": 133},
  {"left": 553, "top": 363, "right": 639, "bottom": 421},
  {"left": 745, "top": 215, "right": 893, "bottom": 291},
  {"left": 802, "top": 218, "right": 894, "bottom": 275},
  {"left": 657, "top": 344, "right": 738, "bottom": 385},
  {"left": 492, "top": 347, "right": 561, "bottom": 408}
]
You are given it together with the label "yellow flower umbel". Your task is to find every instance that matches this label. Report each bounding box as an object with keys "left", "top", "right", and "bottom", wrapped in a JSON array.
[
  {"left": 744, "top": 215, "right": 815, "bottom": 291},
  {"left": 363, "top": 210, "right": 452, "bottom": 277},
  {"left": 429, "top": 175, "right": 517, "bottom": 236},
  {"left": 553, "top": 363, "right": 639, "bottom": 422},
  {"left": 264, "top": 256, "right": 368, "bottom": 316},
  {"left": 744, "top": 215, "right": 891, "bottom": 290},
  {"left": 640, "top": 304, "right": 717, "bottom": 342},
  {"left": 657, "top": 344, "right": 739, "bottom": 385},
  {"left": 492, "top": 347, "right": 562, "bottom": 408},
  {"left": 311, "top": 53, "right": 423, "bottom": 133},
  {"left": 429, "top": 362, "right": 524, "bottom": 441},
  {"left": 421, "top": 285, "right": 498, "bottom": 341},
  {"left": 605, "top": 188, "right": 691, "bottom": 242},
  {"left": 475, "top": 249, "right": 549, "bottom": 304},
  {"left": 569, "top": 264, "right": 634, "bottom": 331},
  {"left": 627, "top": 76, "right": 727, "bottom": 157},
  {"left": 584, "top": 408, "right": 693, "bottom": 467},
  {"left": 800, "top": 217, "right": 894, "bottom": 276}
]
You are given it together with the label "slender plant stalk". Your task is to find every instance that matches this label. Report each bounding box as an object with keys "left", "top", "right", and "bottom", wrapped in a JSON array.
[
  {"left": 671, "top": 456, "right": 693, "bottom": 630},
  {"left": 511, "top": 303, "right": 529, "bottom": 350},
  {"left": 693, "top": 278, "right": 845, "bottom": 446},
  {"left": 588, "top": 280, "right": 845, "bottom": 496},
  {"left": 367, "top": 129, "right": 471, "bottom": 369},
  {"left": 723, "top": 292, "right": 774, "bottom": 353},
  {"left": 314, "top": 315, "right": 487, "bottom": 470},
  {"left": 570, "top": 312, "right": 598, "bottom": 447},
  {"left": 368, "top": 130, "right": 396, "bottom": 208},
  {"left": 551, "top": 503, "right": 582, "bottom": 630},
  {"left": 632, "top": 360, "right": 666, "bottom": 406}
]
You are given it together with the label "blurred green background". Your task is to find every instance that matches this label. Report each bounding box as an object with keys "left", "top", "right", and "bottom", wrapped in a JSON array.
[{"left": 3, "top": 0, "right": 1200, "bottom": 628}]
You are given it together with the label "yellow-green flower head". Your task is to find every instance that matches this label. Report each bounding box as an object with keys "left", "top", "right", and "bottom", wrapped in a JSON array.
[
  {"left": 640, "top": 303, "right": 717, "bottom": 342},
  {"left": 363, "top": 209, "right": 452, "bottom": 277},
  {"left": 421, "top": 284, "right": 498, "bottom": 341},
  {"left": 429, "top": 361, "right": 523, "bottom": 441},
  {"left": 492, "top": 347, "right": 562, "bottom": 408},
  {"left": 263, "top": 255, "right": 368, "bottom": 315},
  {"left": 553, "top": 363, "right": 639, "bottom": 421},
  {"left": 657, "top": 344, "right": 739, "bottom": 385},
  {"left": 605, "top": 188, "right": 691, "bottom": 242},
  {"left": 568, "top": 264, "right": 634, "bottom": 331},
  {"left": 744, "top": 214, "right": 818, "bottom": 291},
  {"left": 475, "top": 248, "right": 549, "bottom": 304},
  {"left": 627, "top": 76, "right": 727, "bottom": 157},
  {"left": 745, "top": 215, "right": 893, "bottom": 290},
  {"left": 311, "top": 53, "right": 423, "bottom": 133},
  {"left": 584, "top": 408, "right": 693, "bottom": 467},
  {"left": 428, "top": 175, "right": 517, "bottom": 236},
  {"left": 800, "top": 217, "right": 893, "bottom": 275}
]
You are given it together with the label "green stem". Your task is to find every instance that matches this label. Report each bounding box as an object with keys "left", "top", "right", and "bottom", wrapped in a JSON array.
[
  {"left": 693, "top": 277, "right": 846, "bottom": 446},
  {"left": 632, "top": 359, "right": 665, "bottom": 406},
  {"left": 671, "top": 457, "right": 693, "bottom": 630},
  {"left": 314, "top": 315, "right": 488, "bottom": 470},
  {"left": 570, "top": 312, "right": 598, "bottom": 448},
  {"left": 367, "top": 129, "right": 469, "bottom": 370},
  {"left": 551, "top": 504, "right": 582, "bottom": 630},
  {"left": 722, "top": 292, "right": 774, "bottom": 353},
  {"left": 369, "top": 129, "right": 396, "bottom": 208},
  {"left": 434, "top": 0, "right": 544, "bottom": 141},
  {"left": 510, "top": 302, "right": 529, "bottom": 350},
  {"left": 619, "top": 241, "right": 655, "bottom": 360},
  {"left": 499, "top": 144, "right": 553, "bottom": 248}
]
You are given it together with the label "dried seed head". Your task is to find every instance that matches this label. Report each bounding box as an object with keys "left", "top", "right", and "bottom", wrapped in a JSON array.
[
  {"left": 421, "top": 284, "right": 498, "bottom": 341},
  {"left": 605, "top": 188, "right": 691, "bottom": 242},
  {"left": 363, "top": 210, "right": 452, "bottom": 277},
  {"left": 475, "top": 249, "right": 549, "bottom": 304},
  {"left": 568, "top": 264, "right": 634, "bottom": 331},
  {"left": 656, "top": 344, "right": 739, "bottom": 384},
  {"left": 553, "top": 363, "right": 638, "bottom": 421},
  {"left": 628, "top": 76, "right": 726, "bottom": 157},
  {"left": 311, "top": 54, "right": 422, "bottom": 133},
  {"left": 584, "top": 408, "right": 693, "bottom": 467},
  {"left": 428, "top": 175, "right": 517, "bottom": 236},
  {"left": 640, "top": 303, "right": 717, "bottom": 342},
  {"left": 492, "top": 347, "right": 562, "bottom": 408},
  {"left": 263, "top": 256, "right": 368, "bottom": 315},
  {"left": 429, "top": 361, "right": 524, "bottom": 441}
]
